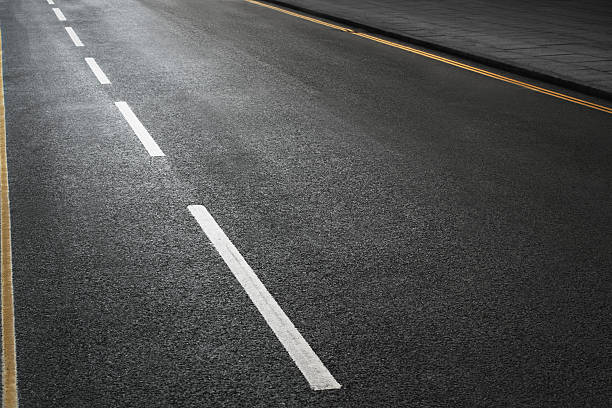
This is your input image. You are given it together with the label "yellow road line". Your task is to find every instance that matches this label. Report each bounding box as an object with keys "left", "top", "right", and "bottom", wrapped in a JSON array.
[
  {"left": 245, "top": 0, "right": 612, "bottom": 115},
  {"left": 246, "top": 0, "right": 353, "bottom": 32},
  {"left": 0, "top": 30, "right": 18, "bottom": 408}
]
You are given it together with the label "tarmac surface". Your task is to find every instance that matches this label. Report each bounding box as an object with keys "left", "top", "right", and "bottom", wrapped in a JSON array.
[{"left": 1, "top": 0, "right": 611, "bottom": 406}]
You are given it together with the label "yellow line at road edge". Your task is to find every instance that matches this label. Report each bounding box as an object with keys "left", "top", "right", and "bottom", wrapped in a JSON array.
[
  {"left": 245, "top": 0, "right": 612, "bottom": 115},
  {"left": 0, "top": 29, "right": 18, "bottom": 408},
  {"left": 247, "top": 0, "right": 354, "bottom": 32}
]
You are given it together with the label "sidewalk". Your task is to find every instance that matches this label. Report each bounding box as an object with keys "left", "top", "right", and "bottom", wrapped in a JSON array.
[{"left": 264, "top": 0, "right": 612, "bottom": 100}]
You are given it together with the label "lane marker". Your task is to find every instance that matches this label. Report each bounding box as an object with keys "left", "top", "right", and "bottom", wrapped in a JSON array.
[
  {"left": 188, "top": 205, "right": 341, "bottom": 391},
  {"left": 65, "top": 27, "right": 83, "bottom": 47},
  {"left": 245, "top": 0, "right": 612, "bottom": 115},
  {"left": 46, "top": 0, "right": 54, "bottom": 4},
  {"left": 114, "top": 102, "right": 165, "bottom": 157},
  {"left": 0, "top": 30, "right": 19, "bottom": 408},
  {"left": 84, "top": 58, "right": 110, "bottom": 84},
  {"left": 246, "top": 0, "right": 352, "bottom": 32},
  {"left": 52, "top": 7, "right": 66, "bottom": 21}
]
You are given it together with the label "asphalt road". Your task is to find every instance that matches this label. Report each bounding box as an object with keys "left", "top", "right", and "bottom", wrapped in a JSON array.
[{"left": 1, "top": 0, "right": 611, "bottom": 406}]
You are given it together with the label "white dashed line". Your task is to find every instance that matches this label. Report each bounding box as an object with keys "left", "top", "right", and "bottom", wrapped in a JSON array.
[
  {"left": 52, "top": 8, "right": 66, "bottom": 21},
  {"left": 65, "top": 27, "right": 83, "bottom": 47},
  {"left": 46, "top": 0, "right": 55, "bottom": 5},
  {"left": 114, "top": 102, "right": 165, "bottom": 157},
  {"left": 188, "top": 205, "right": 341, "bottom": 391},
  {"left": 85, "top": 58, "right": 110, "bottom": 84}
]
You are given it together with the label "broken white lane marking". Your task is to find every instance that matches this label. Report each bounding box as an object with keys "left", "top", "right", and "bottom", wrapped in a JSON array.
[
  {"left": 85, "top": 58, "right": 110, "bottom": 84},
  {"left": 188, "top": 205, "right": 341, "bottom": 391},
  {"left": 46, "top": 0, "right": 55, "bottom": 5},
  {"left": 65, "top": 27, "right": 83, "bottom": 47},
  {"left": 52, "top": 8, "right": 66, "bottom": 21},
  {"left": 114, "top": 102, "right": 165, "bottom": 157}
]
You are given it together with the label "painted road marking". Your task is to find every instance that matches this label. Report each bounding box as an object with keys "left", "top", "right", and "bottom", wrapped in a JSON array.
[
  {"left": 188, "top": 205, "right": 341, "bottom": 391},
  {"left": 46, "top": 0, "right": 54, "bottom": 4},
  {"left": 52, "top": 7, "right": 66, "bottom": 21},
  {"left": 65, "top": 27, "right": 83, "bottom": 47},
  {"left": 245, "top": 0, "right": 612, "bottom": 115},
  {"left": 246, "top": 0, "right": 352, "bottom": 32},
  {"left": 85, "top": 58, "right": 110, "bottom": 84},
  {"left": 0, "top": 30, "right": 19, "bottom": 408},
  {"left": 114, "top": 102, "right": 165, "bottom": 157}
]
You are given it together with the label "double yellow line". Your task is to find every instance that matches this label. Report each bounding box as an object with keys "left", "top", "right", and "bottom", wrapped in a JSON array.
[
  {"left": 0, "top": 30, "right": 18, "bottom": 408},
  {"left": 246, "top": 0, "right": 612, "bottom": 115}
]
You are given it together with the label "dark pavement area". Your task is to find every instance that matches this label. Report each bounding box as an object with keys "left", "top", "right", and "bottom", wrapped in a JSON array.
[
  {"left": 1, "top": 0, "right": 611, "bottom": 406},
  {"left": 264, "top": 0, "right": 612, "bottom": 99}
]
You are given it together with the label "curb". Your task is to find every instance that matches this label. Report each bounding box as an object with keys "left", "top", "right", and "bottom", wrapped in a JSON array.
[{"left": 258, "top": 0, "right": 612, "bottom": 102}]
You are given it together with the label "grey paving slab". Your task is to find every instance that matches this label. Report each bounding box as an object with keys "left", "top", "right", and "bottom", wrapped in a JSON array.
[{"left": 266, "top": 0, "right": 612, "bottom": 98}]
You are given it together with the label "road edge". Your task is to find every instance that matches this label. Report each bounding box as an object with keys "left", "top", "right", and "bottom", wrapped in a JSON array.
[
  {"left": 0, "top": 27, "right": 19, "bottom": 408},
  {"left": 256, "top": 0, "right": 612, "bottom": 102}
]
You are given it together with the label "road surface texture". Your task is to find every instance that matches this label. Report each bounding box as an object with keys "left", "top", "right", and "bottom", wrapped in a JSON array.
[{"left": 0, "top": 0, "right": 611, "bottom": 407}]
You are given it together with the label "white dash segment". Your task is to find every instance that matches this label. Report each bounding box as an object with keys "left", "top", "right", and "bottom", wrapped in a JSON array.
[
  {"left": 65, "top": 27, "right": 83, "bottom": 47},
  {"left": 188, "top": 205, "right": 341, "bottom": 391},
  {"left": 114, "top": 102, "right": 165, "bottom": 157},
  {"left": 85, "top": 58, "right": 110, "bottom": 84},
  {"left": 52, "top": 7, "right": 66, "bottom": 21},
  {"left": 47, "top": 0, "right": 55, "bottom": 4}
]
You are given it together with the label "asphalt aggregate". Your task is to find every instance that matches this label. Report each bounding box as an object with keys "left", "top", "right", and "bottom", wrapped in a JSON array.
[{"left": 0, "top": 0, "right": 611, "bottom": 406}]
